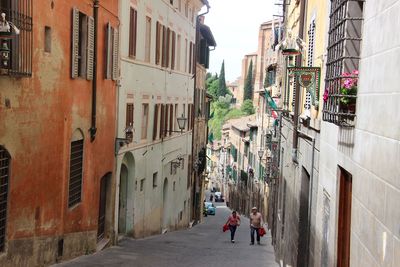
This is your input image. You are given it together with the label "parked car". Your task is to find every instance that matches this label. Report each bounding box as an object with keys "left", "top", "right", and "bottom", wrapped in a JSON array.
[
  {"left": 204, "top": 202, "right": 216, "bottom": 215},
  {"left": 214, "top": 192, "right": 224, "bottom": 202}
]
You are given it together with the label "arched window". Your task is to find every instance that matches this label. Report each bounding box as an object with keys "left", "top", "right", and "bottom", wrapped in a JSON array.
[
  {"left": 0, "top": 145, "right": 10, "bottom": 252},
  {"left": 68, "top": 129, "right": 84, "bottom": 208}
]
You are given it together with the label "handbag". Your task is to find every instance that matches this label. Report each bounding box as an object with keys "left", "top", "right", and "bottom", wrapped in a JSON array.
[
  {"left": 258, "top": 227, "right": 266, "bottom": 237},
  {"left": 223, "top": 224, "right": 229, "bottom": 232}
]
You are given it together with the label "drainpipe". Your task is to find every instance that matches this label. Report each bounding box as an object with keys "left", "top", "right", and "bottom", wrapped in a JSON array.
[
  {"left": 90, "top": 0, "right": 99, "bottom": 142},
  {"left": 297, "top": 130, "right": 315, "bottom": 267},
  {"left": 292, "top": 0, "right": 307, "bottom": 162}
]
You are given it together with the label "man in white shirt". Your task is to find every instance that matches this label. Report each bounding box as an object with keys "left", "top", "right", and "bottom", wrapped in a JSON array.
[{"left": 249, "top": 207, "right": 263, "bottom": 245}]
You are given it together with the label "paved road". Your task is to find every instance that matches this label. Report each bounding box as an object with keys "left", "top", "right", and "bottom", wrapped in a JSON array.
[{"left": 56, "top": 203, "right": 278, "bottom": 267}]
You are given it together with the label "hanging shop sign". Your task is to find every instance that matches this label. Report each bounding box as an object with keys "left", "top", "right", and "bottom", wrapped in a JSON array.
[{"left": 287, "top": 67, "right": 321, "bottom": 108}]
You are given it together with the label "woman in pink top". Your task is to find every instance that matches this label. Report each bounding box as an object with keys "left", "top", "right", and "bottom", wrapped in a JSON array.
[{"left": 225, "top": 211, "right": 241, "bottom": 243}]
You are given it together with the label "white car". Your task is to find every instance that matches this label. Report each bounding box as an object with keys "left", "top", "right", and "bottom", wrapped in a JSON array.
[{"left": 214, "top": 192, "right": 224, "bottom": 202}]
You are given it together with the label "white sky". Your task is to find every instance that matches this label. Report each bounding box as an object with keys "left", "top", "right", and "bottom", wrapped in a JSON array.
[{"left": 202, "top": 0, "right": 274, "bottom": 82}]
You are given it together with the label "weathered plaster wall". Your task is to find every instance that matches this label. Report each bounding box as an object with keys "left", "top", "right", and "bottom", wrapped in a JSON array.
[{"left": 0, "top": 0, "right": 118, "bottom": 266}]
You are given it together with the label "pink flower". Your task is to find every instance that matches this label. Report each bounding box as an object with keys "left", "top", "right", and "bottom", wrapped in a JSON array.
[
  {"left": 342, "top": 72, "right": 351, "bottom": 77},
  {"left": 352, "top": 70, "right": 359, "bottom": 75},
  {"left": 323, "top": 89, "right": 329, "bottom": 102}
]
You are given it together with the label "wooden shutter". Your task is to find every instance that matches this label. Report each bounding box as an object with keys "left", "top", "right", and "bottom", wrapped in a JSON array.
[
  {"left": 159, "top": 104, "right": 165, "bottom": 139},
  {"left": 126, "top": 103, "right": 134, "bottom": 127},
  {"left": 169, "top": 104, "right": 174, "bottom": 135},
  {"left": 192, "top": 42, "right": 196, "bottom": 74},
  {"left": 164, "top": 104, "right": 169, "bottom": 136},
  {"left": 86, "top": 16, "right": 95, "bottom": 80},
  {"left": 71, "top": 8, "right": 80, "bottom": 78},
  {"left": 105, "top": 23, "right": 112, "bottom": 79},
  {"left": 162, "top": 26, "right": 167, "bottom": 67},
  {"left": 129, "top": 8, "right": 137, "bottom": 58},
  {"left": 155, "top": 22, "right": 160, "bottom": 65},
  {"left": 171, "top": 31, "right": 176, "bottom": 70},
  {"left": 188, "top": 41, "right": 192, "bottom": 73},
  {"left": 112, "top": 28, "right": 119, "bottom": 80},
  {"left": 166, "top": 28, "right": 171, "bottom": 68},
  {"left": 153, "top": 104, "right": 159, "bottom": 140}
]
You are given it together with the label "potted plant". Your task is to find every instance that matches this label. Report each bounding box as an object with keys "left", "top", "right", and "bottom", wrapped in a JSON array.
[{"left": 340, "top": 70, "right": 358, "bottom": 113}]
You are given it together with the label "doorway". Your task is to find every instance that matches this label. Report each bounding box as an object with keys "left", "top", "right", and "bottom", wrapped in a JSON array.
[
  {"left": 297, "top": 167, "right": 310, "bottom": 267},
  {"left": 337, "top": 167, "right": 352, "bottom": 267},
  {"left": 118, "top": 164, "right": 128, "bottom": 234},
  {"left": 162, "top": 178, "right": 169, "bottom": 230},
  {"left": 97, "top": 173, "right": 111, "bottom": 241}
]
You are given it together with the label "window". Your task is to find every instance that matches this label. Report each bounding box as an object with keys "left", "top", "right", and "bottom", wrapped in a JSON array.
[
  {"left": 153, "top": 104, "right": 159, "bottom": 140},
  {"left": 184, "top": 39, "right": 188, "bottom": 72},
  {"left": 155, "top": 22, "right": 162, "bottom": 65},
  {"left": 141, "top": 104, "right": 149, "bottom": 140},
  {"left": 105, "top": 23, "right": 119, "bottom": 80},
  {"left": 170, "top": 0, "right": 174, "bottom": 5},
  {"left": 171, "top": 31, "right": 176, "bottom": 70},
  {"left": 169, "top": 104, "right": 174, "bottom": 135},
  {"left": 71, "top": 8, "right": 94, "bottom": 79},
  {"left": 162, "top": 26, "right": 167, "bottom": 67},
  {"left": 178, "top": 0, "right": 182, "bottom": 12},
  {"left": 187, "top": 155, "right": 192, "bottom": 188},
  {"left": 0, "top": 146, "right": 10, "bottom": 252},
  {"left": 173, "top": 181, "right": 176, "bottom": 191},
  {"left": 174, "top": 104, "right": 178, "bottom": 131},
  {"left": 188, "top": 41, "right": 192, "bottom": 73},
  {"left": 184, "top": 1, "right": 188, "bottom": 17},
  {"left": 44, "top": 26, "right": 51, "bottom": 53},
  {"left": 176, "top": 34, "right": 181, "bottom": 71},
  {"left": 159, "top": 104, "right": 165, "bottom": 139},
  {"left": 126, "top": 103, "right": 134, "bottom": 128},
  {"left": 129, "top": 7, "right": 138, "bottom": 58},
  {"left": 0, "top": 0, "right": 32, "bottom": 76},
  {"left": 140, "top": 178, "right": 145, "bottom": 191},
  {"left": 323, "top": 0, "right": 364, "bottom": 126},
  {"left": 166, "top": 28, "right": 171, "bottom": 68},
  {"left": 145, "top": 16, "right": 151, "bottom": 63},
  {"left": 68, "top": 137, "right": 84, "bottom": 208},
  {"left": 153, "top": 172, "right": 158, "bottom": 188}
]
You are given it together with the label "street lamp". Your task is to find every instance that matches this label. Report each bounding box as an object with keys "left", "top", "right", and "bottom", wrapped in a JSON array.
[
  {"left": 258, "top": 149, "right": 264, "bottom": 160},
  {"left": 176, "top": 114, "right": 187, "bottom": 133}
]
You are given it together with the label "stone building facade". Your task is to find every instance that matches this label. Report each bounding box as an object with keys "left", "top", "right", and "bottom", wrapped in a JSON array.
[{"left": 114, "top": 0, "right": 208, "bottom": 238}]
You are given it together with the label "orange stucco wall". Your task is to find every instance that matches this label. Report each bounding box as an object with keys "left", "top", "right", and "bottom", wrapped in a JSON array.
[{"left": 0, "top": 0, "right": 118, "bottom": 263}]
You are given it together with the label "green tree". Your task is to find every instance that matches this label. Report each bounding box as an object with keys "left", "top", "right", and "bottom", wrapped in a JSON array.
[
  {"left": 217, "top": 61, "right": 228, "bottom": 97},
  {"left": 243, "top": 60, "right": 254, "bottom": 100},
  {"left": 241, "top": 99, "right": 255, "bottom": 115}
]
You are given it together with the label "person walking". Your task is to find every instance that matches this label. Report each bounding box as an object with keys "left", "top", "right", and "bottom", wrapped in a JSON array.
[
  {"left": 249, "top": 207, "right": 263, "bottom": 245},
  {"left": 225, "top": 210, "right": 241, "bottom": 243}
]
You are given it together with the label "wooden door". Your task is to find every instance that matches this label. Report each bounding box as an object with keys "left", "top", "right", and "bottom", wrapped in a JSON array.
[{"left": 337, "top": 168, "right": 352, "bottom": 267}]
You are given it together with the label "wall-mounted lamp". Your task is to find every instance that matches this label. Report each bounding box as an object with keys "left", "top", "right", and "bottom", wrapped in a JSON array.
[
  {"left": 165, "top": 114, "right": 187, "bottom": 134},
  {"left": 115, "top": 125, "right": 134, "bottom": 154}
]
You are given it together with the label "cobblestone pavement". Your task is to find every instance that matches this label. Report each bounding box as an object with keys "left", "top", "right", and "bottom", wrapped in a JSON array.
[{"left": 55, "top": 203, "right": 278, "bottom": 267}]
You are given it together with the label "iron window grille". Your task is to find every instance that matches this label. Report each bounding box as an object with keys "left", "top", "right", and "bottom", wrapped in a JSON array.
[
  {"left": 0, "top": 0, "right": 33, "bottom": 76},
  {"left": 68, "top": 139, "right": 84, "bottom": 208},
  {"left": 0, "top": 146, "right": 10, "bottom": 252},
  {"left": 323, "top": 0, "right": 364, "bottom": 127}
]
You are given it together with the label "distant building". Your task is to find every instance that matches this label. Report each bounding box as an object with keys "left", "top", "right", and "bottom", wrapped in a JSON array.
[
  {"left": 227, "top": 79, "right": 239, "bottom": 106},
  {"left": 237, "top": 53, "right": 257, "bottom": 107}
]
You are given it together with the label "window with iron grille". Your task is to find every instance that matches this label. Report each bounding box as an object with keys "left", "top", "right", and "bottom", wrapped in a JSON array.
[
  {"left": 305, "top": 19, "right": 316, "bottom": 114},
  {"left": 68, "top": 139, "right": 84, "bottom": 208},
  {"left": 0, "top": 146, "right": 10, "bottom": 252},
  {"left": 323, "top": 0, "right": 364, "bottom": 127},
  {"left": 0, "top": 0, "right": 32, "bottom": 76}
]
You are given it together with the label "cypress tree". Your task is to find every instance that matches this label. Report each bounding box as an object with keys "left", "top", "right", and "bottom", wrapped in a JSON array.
[
  {"left": 217, "top": 60, "right": 228, "bottom": 97},
  {"left": 244, "top": 60, "right": 254, "bottom": 100}
]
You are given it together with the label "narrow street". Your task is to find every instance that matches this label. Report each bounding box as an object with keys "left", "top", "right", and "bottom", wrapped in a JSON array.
[{"left": 56, "top": 203, "right": 278, "bottom": 267}]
